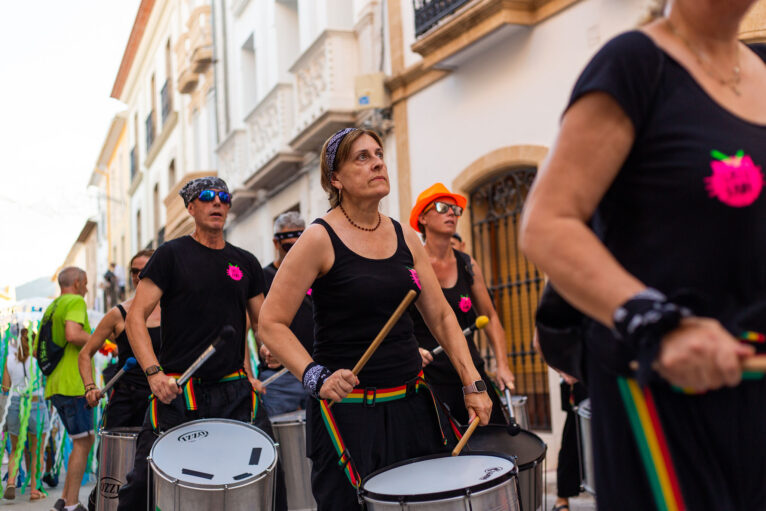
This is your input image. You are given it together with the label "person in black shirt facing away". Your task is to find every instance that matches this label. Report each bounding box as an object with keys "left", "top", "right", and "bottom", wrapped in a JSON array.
[
  {"left": 409, "top": 183, "right": 514, "bottom": 426},
  {"left": 521, "top": 1, "right": 766, "bottom": 509},
  {"left": 117, "top": 176, "right": 286, "bottom": 511},
  {"left": 258, "top": 128, "right": 493, "bottom": 510},
  {"left": 257, "top": 211, "right": 314, "bottom": 416}
]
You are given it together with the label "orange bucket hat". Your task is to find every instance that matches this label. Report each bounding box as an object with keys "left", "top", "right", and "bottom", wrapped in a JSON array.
[{"left": 409, "top": 183, "right": 467, "bottom": 232}]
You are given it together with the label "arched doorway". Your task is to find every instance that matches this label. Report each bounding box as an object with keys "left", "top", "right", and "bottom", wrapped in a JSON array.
[{"left": 454, "top": 146, "right": 550, "bottom": 430}]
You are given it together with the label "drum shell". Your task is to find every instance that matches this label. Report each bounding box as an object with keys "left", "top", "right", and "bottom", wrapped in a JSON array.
[
  {"left": 576, "top": 399, "right": 595, "bottom": 494},
  {"left": 270, "top": 410, "right": 316, "bottom": 510},
  {"left": 149, "top": 419, "right": 277, "bottom": 511},
  {"left": 96, "top": 427, "right": 141, "bottom": 511},
  {"left": 150, "top": 465, "right": 274, "bottom": 511},
  {"left": 500, "top": 395, "right": 531, "bottom": 431},
  {"left": 363, "top": 477, "right": 520, "bottom": 511},
  {"left": 360, "top": 452, "right": 521, "bottom": 511},
  {"left": 465, "top": 427, "right": 546, "bottom": 511}
]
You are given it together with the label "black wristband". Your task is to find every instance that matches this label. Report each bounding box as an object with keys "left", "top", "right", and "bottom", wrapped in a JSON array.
[
  {"left": 302, "top": 362, "right": 332, "bottom": 399},
  {"left": 613, "top": 288, "right": 691, "bottom": 386}
]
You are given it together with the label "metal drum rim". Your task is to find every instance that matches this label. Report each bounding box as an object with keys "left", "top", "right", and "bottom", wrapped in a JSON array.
[
  {"left": 359, "top": 451, "right": 518, "bottom": 503},
  {"left": 270, "top": 419, "right": 305, "bottom": 426},
  {"left": 148, "top": 418, "right": 278, "bottom": 489},
  {"left": 98, "top": 426, "right": 143, "bottom": 438},
  {"left": 464, "top": 425, "right": 547, "bottom": 471}
]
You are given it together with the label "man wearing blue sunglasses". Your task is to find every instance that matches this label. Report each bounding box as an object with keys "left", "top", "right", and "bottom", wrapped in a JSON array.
[{"left": 117, "top": 176, "right": 287, "bottom": 510}]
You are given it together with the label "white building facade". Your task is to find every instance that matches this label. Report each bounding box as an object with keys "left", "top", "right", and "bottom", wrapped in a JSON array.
[
  {"left": 111, "top": 0, "right": 219, "bottom": 254},
  {"left": 213, "top": 0, "right": 393, "bottom": 264}
]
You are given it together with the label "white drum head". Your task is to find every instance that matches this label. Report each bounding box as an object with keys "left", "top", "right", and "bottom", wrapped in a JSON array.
[
  {"left": 363, "top": 453, "right": 516, "bottom": 500},
  {"left": 270, "top": 409, "right": 306, "bottom": 425},
  {"left": 150, "top": 419, "right": 276, "bottom": 486}
]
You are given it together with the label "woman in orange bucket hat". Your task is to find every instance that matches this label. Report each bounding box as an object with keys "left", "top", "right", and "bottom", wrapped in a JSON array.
[{"left": 409, "top": 183, "right": 514, "bottom": 425}]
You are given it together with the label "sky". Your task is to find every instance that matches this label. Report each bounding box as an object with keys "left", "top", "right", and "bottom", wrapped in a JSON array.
[{"left": 0, "top": 1, "right": 141, "bottom": 289}]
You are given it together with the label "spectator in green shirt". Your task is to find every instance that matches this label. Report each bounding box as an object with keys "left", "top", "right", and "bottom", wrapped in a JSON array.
[{"left": 44, "top": 266, "right": 93, "bottom": 511}]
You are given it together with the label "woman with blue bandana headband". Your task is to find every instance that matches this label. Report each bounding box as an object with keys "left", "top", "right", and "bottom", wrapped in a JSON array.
[{"left": 258, "top": 127, "right": 493, "bottom": 509}]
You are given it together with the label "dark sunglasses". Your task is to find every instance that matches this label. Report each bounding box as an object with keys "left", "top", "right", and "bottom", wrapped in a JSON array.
[
  {"left": 130, "top": 268, "right": 142, "bottom": 276},
  {"left": 280, "top": 242, "right": 296, "bottom": 253},
  {"left": 197, "top": 189, "right": 232, "bottom": 204},
  {"left": 426, "top": 201, "right": 463, "bottom": 217}
]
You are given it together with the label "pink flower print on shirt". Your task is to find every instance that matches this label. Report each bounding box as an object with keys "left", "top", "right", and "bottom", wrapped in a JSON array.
[
  {"left": 458, "top": 295, "right": 472, "bottom": 313},
  {"left": 705, "top": 149, "right": 763, "bottom": 207},
  {"left": 226, "top": 264, "right": 243, "bottom": 281},
  {"left": 408, "top": 267, "right": 421, "bottom": 290},
  {"left": 307, "top": 288, "right": 312, "bottom": 296}
]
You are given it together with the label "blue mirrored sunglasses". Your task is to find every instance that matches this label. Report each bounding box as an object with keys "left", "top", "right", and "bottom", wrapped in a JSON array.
[{"left": 197, "top": 189, "right": 231, "bottom": 204}]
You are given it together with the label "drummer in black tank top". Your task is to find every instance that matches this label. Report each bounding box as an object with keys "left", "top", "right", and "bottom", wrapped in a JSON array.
[
  {"left": 79, "top": 249, "right": 161, "bottom": 428},
  {"left": 408, "top": 183, "right": 514, "bottom": 425},
  {"left": 259, "top": 128, "right": 493, "bottom": 510}
]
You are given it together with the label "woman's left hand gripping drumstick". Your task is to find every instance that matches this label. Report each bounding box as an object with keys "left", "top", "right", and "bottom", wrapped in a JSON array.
[{"left": 319, "top": 370, "right": 359, "bottom": 403}]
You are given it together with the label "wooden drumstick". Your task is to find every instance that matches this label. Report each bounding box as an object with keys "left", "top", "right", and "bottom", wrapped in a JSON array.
[
  {"left": 452, "top": 417, "right": 480, "bottom": 456},
  {"left": 351, "top": 289, "right": 418, "bottom": 376},
  {"left": 326, "top": 290, "right": 418, "bottom": 408}
]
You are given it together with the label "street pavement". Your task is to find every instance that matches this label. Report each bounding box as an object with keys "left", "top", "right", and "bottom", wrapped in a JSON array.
[{"left": 0, "top": 480, "right": 94, "bottom": 510}]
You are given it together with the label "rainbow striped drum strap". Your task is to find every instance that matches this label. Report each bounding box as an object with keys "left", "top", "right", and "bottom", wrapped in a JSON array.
[
  {"left": 150, "top": 369, "right": 251, "bottom": 430},
  {"left": 617, "top": 377, "right": 686, "bottom": 511},
  {"left": 318, "top": 371, "right": 463, "bottom": 489}
]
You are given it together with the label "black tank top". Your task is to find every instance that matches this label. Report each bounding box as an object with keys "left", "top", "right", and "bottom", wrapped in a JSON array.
[
  {"left": 410, "top": 249, "right": 485, "bottom": 384},
  {"left": 115, "top": 304, "right": 161, "bottom": 386},
  {"left": 311, "top": 218, "right": 422, "bottom": 387}
]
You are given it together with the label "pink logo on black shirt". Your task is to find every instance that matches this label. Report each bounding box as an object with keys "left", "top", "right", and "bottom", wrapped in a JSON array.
[
  {"left": 705, "top": 150, "right": 762, "bottom": 207},
  {"left": 226, "top": 263, "right": 243, "bottom": 281}
]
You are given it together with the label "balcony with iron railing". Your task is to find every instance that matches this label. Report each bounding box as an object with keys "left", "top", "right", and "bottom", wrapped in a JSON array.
[
  {"left": 145, "top": 111, "right": 156, "bottom": 151},
  {"left": 410, "top": 0, "right": 582, "bottom": 69},
  {"left": 414, "top": 0, "right": 472, "bottom": 37},
  {"left": 288, "top": 30, "right": 359, "bottom": 152},
  {"left": 161, "top": 80, "right": 172, "bottom": 124}
]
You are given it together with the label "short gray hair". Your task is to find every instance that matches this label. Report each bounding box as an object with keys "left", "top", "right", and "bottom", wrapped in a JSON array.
[
  {"left": 273, "top": 211, "right": 305, "bottom": 234},
  {"left": 58, "top": 266, "right": 85, "bottom": 288}
]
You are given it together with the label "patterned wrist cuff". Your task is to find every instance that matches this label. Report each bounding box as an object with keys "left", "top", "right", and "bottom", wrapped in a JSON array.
[
  {"left": 302, "top": 362, "right": 332, "bottom": 399},
  {"left": 613, "top": 288, "right": 692, "bottom": 385}
]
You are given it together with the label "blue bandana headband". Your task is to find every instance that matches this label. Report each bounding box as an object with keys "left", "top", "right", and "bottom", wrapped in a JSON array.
[{"left": 325, "top": 128, "right": 358, "bottom": 176}]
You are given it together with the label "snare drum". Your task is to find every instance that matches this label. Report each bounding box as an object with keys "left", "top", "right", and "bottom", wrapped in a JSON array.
[
  {"left": 149, "top": 419, "right": 278, "bottom": 511},
  {"left": 576, "top": 398, "right": 596, "bottom": 494},
  {"left": 466, "top": 426, "right": 547, "bottom": 511},
  {"left": 96, "top": 427, "right": 140, "bottom": 511},
  {"left": 270, "top": 409, "right": 316, "bottom": 510},
  {"left": 360, "top": 452, "right": 521, "bottom": 510}
]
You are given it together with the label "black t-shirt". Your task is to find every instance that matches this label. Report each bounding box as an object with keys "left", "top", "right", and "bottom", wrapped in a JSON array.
[
  {"left": 410, "top": 249, "right": 484, "bottom": 383},
  {"left": 568, "top": 32, "right": 766, "bottom": 372},
  {"left": 140, "top": 236, "right": 266, "bottom": 379},
  {"left": 311, "top": 218, "right": 422, "bottom": 387},
  {"left": 257, "top": 262, "right": 315, "bottom": 373}
]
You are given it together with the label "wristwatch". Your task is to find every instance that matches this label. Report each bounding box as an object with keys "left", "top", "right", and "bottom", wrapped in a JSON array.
[
  {"left": 462, "top": 380, "right": 487, "bottom": 395},
  {"left": 144, "top": 365, "right": 163, "bottom": 376}
]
